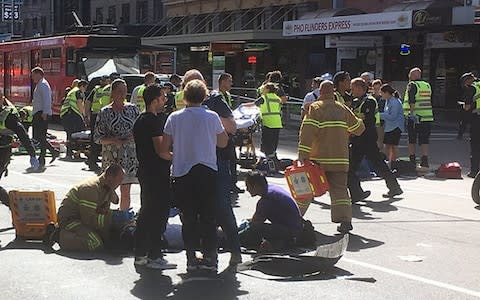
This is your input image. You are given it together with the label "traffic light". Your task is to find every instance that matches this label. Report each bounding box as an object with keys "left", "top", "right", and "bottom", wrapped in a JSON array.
[{"left": 247, "top": 56, "right": 257, "bottom": 64}]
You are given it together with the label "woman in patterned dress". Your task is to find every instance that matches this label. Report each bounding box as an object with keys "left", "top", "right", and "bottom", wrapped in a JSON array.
[{"left": 94, "top": 79, "right": 140, "bottom": 211}]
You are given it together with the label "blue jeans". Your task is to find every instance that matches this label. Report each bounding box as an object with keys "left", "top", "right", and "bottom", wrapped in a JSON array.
[{"left": 216, "top": 159, "right": 241, "bottom": 253}]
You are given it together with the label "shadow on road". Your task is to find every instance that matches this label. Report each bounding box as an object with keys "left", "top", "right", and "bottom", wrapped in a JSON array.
[
  {"left": 347, "top": 233, "right": 384, "bottom": 252},
  {"left": 0, "top": 237, "right": 53, "bottom": 254},
  {"left": 360, "top": 198, "right": 401, "bottom": 213},
  {"left": 131, "top": 270, "right": 174, "bottom": 300},
  {"left": 54, "top": 250, "right": 126, "bottom": 265}
]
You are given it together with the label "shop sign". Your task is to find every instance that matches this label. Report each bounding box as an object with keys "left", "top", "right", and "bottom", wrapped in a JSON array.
[
  {"left": 326, "top": 35, "right": 383, "bottom": 48},
  {"left": 283, "top": 11, "right": 412, "bottom": 37},
  {"left": 413, "top": 9, "right": 451, "bottom": 28},
  {"left": 210, "top": 41, "right": 245, "bottom": 53}
]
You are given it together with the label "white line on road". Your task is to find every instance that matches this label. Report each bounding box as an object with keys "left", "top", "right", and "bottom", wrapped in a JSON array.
[{"left": 343, "top": 258, "right": 480, "bottom": 298}]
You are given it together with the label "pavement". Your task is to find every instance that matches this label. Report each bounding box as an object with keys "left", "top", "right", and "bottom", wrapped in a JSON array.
[{"left": 0, "top": 122, "right": 479, "bottom": 300}]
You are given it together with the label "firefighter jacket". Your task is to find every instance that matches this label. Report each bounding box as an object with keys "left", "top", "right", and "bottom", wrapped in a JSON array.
[
  {"left": 403, "top": 80, "right": 433, "bottom": 122},
  {"left": 57, "top": 174, "right": 118, "bottom": 234},
  {"left": 298, "top": 100, "right": 365, "bottom": 172}
]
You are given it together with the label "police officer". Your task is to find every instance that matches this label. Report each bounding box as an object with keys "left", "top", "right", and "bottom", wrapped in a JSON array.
[
  {"left": 458, "top": 73, "right": 475, "bottom": 140},
  {"left": 333, "top": 71, "right": 353, "bottom": 107},
  {"left": 131, "top": 72, "right": 156, "bottom": 113},
  {"left": 348, "top": 78, "right": 403, "bottom": 200},
  {"left": 403, "top": 67, "right": 434, "bottom": 168},
  {"left": 85, "top": 75, "right": 110, "bottom": 171},
  {"left": 0, "top": 98, "right": 39, "bottom": 171},
  {"left": 461, "top": 72, "right": 480, "bottom": 177},
  {"left": 60, "top": 80, "right": 88, "bottom": 160}
]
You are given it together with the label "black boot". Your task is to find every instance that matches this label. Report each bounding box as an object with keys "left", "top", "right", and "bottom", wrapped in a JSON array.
[
  {"left": 337, "top": 222, "right": 353, "bottom": 234},
  {"left": 420, "top": 156, "right": 429, "bottom": 168},
  {"left": 409, "top": 155, "right": 416, "bottom": 165}
]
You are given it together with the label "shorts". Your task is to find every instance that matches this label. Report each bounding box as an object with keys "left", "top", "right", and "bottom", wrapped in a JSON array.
[
  {"left": 383, "top": 127, "right": 402, "bottom": 145},
  {"left": 407, "top": 120, "right": 431, "bottom": 145}
]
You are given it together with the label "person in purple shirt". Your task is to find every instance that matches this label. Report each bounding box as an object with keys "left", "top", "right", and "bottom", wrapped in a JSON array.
[{"left": 240, "top": 171, "right": 303, "bottom": 251}]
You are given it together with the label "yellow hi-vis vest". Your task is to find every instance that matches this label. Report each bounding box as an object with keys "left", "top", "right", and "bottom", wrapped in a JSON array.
[
  {"left": 354, "top": 95, "right": 380, "bottom": 126},
  {"left": 91, "top": 85, "right": 110, "bottom": 113},
  {"left": 334, "top": 91, "right": 345, "bottom": 104},
  {"left": 175, "top": 90, "right": 185, "bottom": 110},
  {"left": 98, "top": 84, "right": 112, "bottom": 111},
  {"left": 19, "top": 105, "right": 33, "bottom": 123},
  {"left": 471, "top": 81, "right": 480, "bottom": 114},
  {"left": 403, "top": 81, "right": 433, "bottom": 122},
  {"left": 260, "top": 92, "right": 283, "bottom": 129},
  {"left": 60, "top": 87, "right": 82, "bottom": 118},
  {"left": 135, "top": 84, "right": 146, "bottom": 112},
  {"left": 0, "top": 106, "right": 14, "bottom": 130}
]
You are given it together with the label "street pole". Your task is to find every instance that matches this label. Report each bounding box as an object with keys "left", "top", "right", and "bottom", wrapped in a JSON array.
[{"left": 10, "top": 0, "right": 13, "bottom": 37}]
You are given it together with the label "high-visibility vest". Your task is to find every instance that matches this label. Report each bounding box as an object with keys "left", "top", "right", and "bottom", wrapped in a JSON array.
[
  {"left": 403, "top": 81, "right": 433, "bottom": 122},
  {"left": 471, "top": 82, "right": 480, "bottom": 114},
  {"left": 19, "top": 106, "right": 33, "bottom": 123},
  {"left": 260, "top": 92, "right": 283, "bottom": 129},
  {"left": 91, "top": 85, "right": 110, "bottom": 113},
  {"left": 334, "top": 91, "right": 345, "bottom": 104},
  {"left": 98, "top": 84, "right": 112, "bottom": 111},
  {"left": 60, "top": 87, "right": 82, "bottom": 117},
  {"left": 221, "top": 91, "right": 233, "bottom": 108},
  {"left": 175, "top": 90, "right": 185, "bottom": 110},
  {"left": 354, "top": 95, "right": 380, "bottom": 126},
  {"left": 135, "top": 84, "right": 146, "bottom": 112},
  {"left": 0, "top": 106, "right": 13, "bottom": 130}
]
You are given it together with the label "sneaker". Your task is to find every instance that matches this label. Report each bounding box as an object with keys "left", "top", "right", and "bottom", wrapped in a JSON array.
[
  {"left": 134, "top": 256, "right": 149, "bottom": 266},
  {"left": 352, "top": 190, "right": 371, "bottom": 203},
  {"left": 231, "top": 185, "right": 245, "bottom": 194},
  {"left": 146, "top": 257, "right": 177, "bottom": 270},
  {"left": 382, "top": 187, "right": 403, "bottom": 198},
  {"left": 229, "top": 252, "right": 242, "bottom": 266},
  {"left": 337, "top": 222, "right": 353, "bottom": 234}
]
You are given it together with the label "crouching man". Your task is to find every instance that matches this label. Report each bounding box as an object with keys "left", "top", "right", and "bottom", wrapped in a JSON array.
[
  {"left": 46, "top": 164, "right": 125, "bottom": 251},
  {"left": 240, "top": 171, "right": 304, "bottom": 252}
]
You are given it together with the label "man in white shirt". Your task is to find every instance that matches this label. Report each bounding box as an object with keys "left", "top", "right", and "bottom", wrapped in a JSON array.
[
  {"left": 31, "top": 67, "right": 59, "bottom": 168},
  {"left": 301, "top": 77, "right": 322, "bottom": 119}
]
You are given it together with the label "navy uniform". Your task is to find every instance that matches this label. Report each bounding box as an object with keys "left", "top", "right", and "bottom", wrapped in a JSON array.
[
  {"left": 348, "top": 93, "right": 403, "bottom": 200},
  {"left": 465, "top": 80, "right": 480, "bottom": 177}
]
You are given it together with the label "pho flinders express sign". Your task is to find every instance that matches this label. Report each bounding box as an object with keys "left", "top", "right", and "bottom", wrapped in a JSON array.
[{"left": 283, "top": 11, "right": 412, "bottom": 36}]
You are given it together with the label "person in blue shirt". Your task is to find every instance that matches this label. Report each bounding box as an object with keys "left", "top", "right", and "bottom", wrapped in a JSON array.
[
  {"left": 380, "top": 84, "right": 405, "bottom": 164},
  {"left": 240, "top": 171, "right": 303, "bottom": 252}
]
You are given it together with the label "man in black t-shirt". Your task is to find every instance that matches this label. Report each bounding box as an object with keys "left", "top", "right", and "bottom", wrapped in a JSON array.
[{"left": 133, "top": 84, "right": 176, "bottom": 270}]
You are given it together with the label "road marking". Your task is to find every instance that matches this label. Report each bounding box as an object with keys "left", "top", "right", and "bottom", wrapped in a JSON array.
[{"left": 343, "top": 258, "right": 480, "bottom": 298}]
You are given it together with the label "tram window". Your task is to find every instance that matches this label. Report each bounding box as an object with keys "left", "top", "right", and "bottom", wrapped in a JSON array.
[
  {"left": 66, "top": 47, "right": 76, "bottom": 76},
  {"left": 51, "top": 48, "right": 61, "bottom": 58},
  {"left": 41, "top": 49, "right": 51, "bottom": 58}
]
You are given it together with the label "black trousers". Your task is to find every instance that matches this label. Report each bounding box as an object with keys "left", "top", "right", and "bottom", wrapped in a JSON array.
[
  {"left": 88, "top": 113, "right": 102, "bottom": 165},
  {"left": 348, "top": 137, "right": 400, "bottom": 199},
  {"left": 229, "top": 144, "right": 238, "bottom": 187},
  {"left": 261, "top": 126, "right": 280, "bottom": 157},
  {"left": 470, "top": 115, "right": 480, "bottom": 173},
  {"left": 459, "top": 110, "right": 472, "bottom": 136},
  {"left": 239, "top": 223, "right": 295, "bottom": 249},
  {"left": 32, "top": 112, "right": 56, "bottom": 165},
  {"left": 134, "top": 175, "right": 172, "bottom": 259},
  {"left": 173, "top": 164, "right": 217, "bottom": 261},
  {"left": 61, "top": 111, "right": 86, "bottom": 156}
]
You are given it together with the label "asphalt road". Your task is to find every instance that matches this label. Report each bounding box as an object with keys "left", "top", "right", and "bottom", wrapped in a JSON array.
[{"left": 0, "top": 125, "right": 479, "bottom": 300}]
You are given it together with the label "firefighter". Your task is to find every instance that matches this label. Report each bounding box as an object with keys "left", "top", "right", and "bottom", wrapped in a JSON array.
[
  {"left": 348, "top": 78, "right": 403, "bottom": 201},
  {"left": 0, "top": 98, "right": 39, "bottom": 171},
  {"left": 46, "top": 164, "right": 125, "bottom": 251},
  {"left": 333, "top": 71, "right": 353, "bottom": 107},
  {"left": 60, "top": 80, "right": 88, "bottom": 160},
  {"left": 403, "top": 67, "right": 434, "bottom": 168},
  {"left": 298, "top": 81, "right": 365, "bottom": 233},
  {"left": 131, "top": 72, "right": 156, "bottom": 113},
  {"left": 84, "top": 75, "right": 110, "bottom": 171},
  {"left": 461, "top": 72, "right": 480, "bottom": 177}
]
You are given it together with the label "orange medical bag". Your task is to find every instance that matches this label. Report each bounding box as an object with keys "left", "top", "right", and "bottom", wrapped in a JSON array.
[
  {"left": 9, "top": 190, "right": 57, "bottom": 239},
  {"left": 285, "top": 160, "right": 329, "bottom": 200}
]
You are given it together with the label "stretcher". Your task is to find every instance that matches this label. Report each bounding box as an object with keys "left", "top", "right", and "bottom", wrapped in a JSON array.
[
  {"left": 233, "top": 104, "right": 261, "bottom": 169},
  {"left": 70, "top": 130, "right": 92, "bottom": 159}
]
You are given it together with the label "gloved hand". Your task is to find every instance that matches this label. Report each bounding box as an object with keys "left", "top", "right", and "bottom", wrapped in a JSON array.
[
  {"left": 30, "top": 156, "right": 39, "bottom": 170},
  {"left": 112, "top": 208, "right": 135, "bottom": 224}
]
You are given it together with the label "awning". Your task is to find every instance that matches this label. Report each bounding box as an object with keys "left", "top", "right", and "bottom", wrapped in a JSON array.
[{"left": 298, "top": 8, "right": 366, "bottom": 20}]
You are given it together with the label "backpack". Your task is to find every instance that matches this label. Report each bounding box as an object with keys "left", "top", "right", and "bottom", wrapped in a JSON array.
[
  {"left": 295, "top": 219, "right": 316, "bottom": 247},
  {"left": 436, "top": 162, "right": 462, "bottom": 179},
  {"left": 391, "top": 160, "right": 417, "bottom": 177}
]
